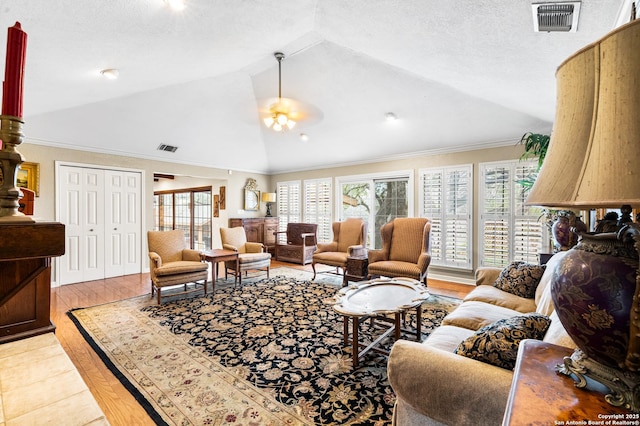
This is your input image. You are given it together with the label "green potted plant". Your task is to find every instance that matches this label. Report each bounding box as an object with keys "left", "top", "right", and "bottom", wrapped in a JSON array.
[{"left": 516, "top": 132, "right": 550, "bottom": 190}]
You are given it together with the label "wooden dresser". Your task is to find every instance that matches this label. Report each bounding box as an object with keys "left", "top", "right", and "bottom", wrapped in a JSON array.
[
  {"left": 229, "top": 218, "right": 278, "bottom": 249},
  {"left": 0, "top": 221, "right": 65, "bottom": 343}
]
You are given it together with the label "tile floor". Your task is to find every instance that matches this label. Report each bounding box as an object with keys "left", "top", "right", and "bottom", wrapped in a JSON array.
[{"left": 0, "top": 333, "right": 108, "bottom": 426}]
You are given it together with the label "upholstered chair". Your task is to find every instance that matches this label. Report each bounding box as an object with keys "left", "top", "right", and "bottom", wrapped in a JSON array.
[
  {"left": 220, "top": 226, "right": 271, "bottom": 284},
  {"left": 147, "top": 230, "right": 208, "bottom": 304},
  {"left": 367, "top": 217, "right": 431, "bottom": 285},
  {"left": 274, "top": 223, "right": 318, "bottom": 265},
  {"left": 312, "top": 218, "right": 367, "bottom": 285}
]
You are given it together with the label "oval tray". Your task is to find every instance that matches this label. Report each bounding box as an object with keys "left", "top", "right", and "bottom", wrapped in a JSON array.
[{"left": 333, "top": 277, "right": 430, "bottom": 316}]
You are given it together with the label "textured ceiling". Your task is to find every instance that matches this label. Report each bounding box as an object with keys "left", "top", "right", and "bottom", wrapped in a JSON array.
[{"left": 0, "top": 0, "right": 628, "bottom": 174}]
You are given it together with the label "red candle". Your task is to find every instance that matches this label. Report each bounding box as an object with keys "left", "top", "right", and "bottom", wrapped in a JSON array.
[{"left": 2, "top": 22, "right": 27, "bottom": 118}]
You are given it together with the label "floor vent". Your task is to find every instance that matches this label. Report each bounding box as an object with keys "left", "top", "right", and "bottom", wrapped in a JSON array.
[
  {"left": 157, "top": 144, "right": 178, "bottom": 153},
  {"left": 532, "top": 2, "right": 581, "bottom": 32}
]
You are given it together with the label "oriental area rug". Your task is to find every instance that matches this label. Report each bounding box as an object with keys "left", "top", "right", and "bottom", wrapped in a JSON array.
[{"left": 68, "top": 268, "right": 460, "bottom": 426}]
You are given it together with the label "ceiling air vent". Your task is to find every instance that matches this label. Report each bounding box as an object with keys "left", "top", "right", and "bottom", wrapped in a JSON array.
[
  {"left": 157, "top": 143, "right": 178, "bottom": 153},
  {"left": 532, "top": 2, "right": 581, "bottom": 32}
]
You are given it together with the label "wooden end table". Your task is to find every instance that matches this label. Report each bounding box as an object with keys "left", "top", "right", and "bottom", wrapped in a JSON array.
[
  {"left": 345, "top": 255, "right": 368, "bottom": 284},
  {"left": 503, "top": 339, "right": 632, "bottom": 425},
  {"left": 201, "top": 249, "right": 239, "bottom": 294},
  {"left": 333, "top": 278, "right": 430, "bottom": 368}
]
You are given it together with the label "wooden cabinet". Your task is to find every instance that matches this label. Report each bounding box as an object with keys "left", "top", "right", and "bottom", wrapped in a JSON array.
[
  {"left": 346, "top": 255, "right": 368, "bottom": 283},
  {"left": 229, "top": 218, "right": 278, "bottom": 247},
  {"left": 0, "top": 222, "right": 65, "bottom": 343}
]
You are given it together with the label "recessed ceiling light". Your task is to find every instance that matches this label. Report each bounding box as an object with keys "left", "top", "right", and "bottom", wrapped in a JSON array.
[
  {"left": 100, "top": 69, "right": 119, "bottom": 80},
  {"left": 385, "top": 112, "right": 398, "bottom": 121},
  {"left": 165, "top": 0, "right": 186, "bottom": 11},
  {"left": 300, "top": 133, "right": 309, "bottom": 142}
]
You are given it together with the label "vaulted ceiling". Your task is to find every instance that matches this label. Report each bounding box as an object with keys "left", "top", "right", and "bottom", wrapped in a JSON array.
[{"left": 0, "top": 1, "right": 627, "bottom": 174}]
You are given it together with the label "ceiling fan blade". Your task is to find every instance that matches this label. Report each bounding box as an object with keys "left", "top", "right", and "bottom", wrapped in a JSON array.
[{"left": 257, "top": 97, "right": 323, "bottom": 126}]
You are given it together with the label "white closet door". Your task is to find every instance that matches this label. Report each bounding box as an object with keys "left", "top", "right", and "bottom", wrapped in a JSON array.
[
  {"left": 105, "top": 171, "right": 125, "bottom": 278},
  {"left": 59, "top": 166, "right": 105, "bottom": 284},
  {"left": 59, "top": 165, "right": 142, "bottom": 285},
  {"left": 105, "top": 170, "right": 142, "bottom": 278},
  {"left": 123, "top": 172, "right": 142, "bottom": 275}
]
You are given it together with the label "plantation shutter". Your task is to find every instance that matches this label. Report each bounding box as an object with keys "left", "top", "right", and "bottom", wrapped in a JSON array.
[
  {"left": 304, "top": 178, "right": 332, "bottom": 243},
  {"left": 276, "top": 181, "right": 301, "bottom": 241},
  {"left": 479, "top": 161, "right": 542, "bottom": 267},
  {"left": 419, "top": 165, "right": 472, "bottom": 269}
]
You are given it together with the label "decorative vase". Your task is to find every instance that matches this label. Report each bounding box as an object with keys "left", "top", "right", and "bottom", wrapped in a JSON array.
[
  {"left": 552, "top": 231, "right": 637, "bottom": 369},
  {"left": 551, "top": 211, "right": 587, "bottom": 251}
]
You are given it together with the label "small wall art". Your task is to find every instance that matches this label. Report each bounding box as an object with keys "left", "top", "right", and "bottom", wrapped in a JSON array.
[
  {"left": 219, "top": 186, "right": 226, "bottom": 210},
  {"left": 214, "top": 194, "right": 220, "bottom": 217},
  {"left": 17, "top": 161, "right": 40, "bottom": 196}
]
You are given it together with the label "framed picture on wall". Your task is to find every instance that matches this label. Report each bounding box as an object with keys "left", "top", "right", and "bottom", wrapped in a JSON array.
[
  {"left": 219, "top": 186, "right": 226, "bottom": 210},
  {"left": 214, "top": 194, "right": 219, "bottom": 217},
  {"left": 17, "top": 162, "right": 40, "bottom": 197}
]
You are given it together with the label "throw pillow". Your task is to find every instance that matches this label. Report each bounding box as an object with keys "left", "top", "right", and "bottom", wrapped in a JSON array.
[
  {"left": 493, "top": 261, "right": 546, "bottom": 298},
  {"left": 454, "top": 313, "right": 551, "bottom": 370}
]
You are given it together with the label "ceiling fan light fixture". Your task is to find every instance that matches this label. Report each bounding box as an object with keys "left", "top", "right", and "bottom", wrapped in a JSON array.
[
  {"left": 100, "top": 68, "right": 119, "bottom": 80},
  {"left": 276, "top": 113, "right": 288, "bottom": 125},
  {"left": 263, "top": 51, "right": 300, "bottom": 132}
]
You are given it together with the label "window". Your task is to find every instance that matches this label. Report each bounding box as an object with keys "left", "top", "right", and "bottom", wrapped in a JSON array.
[
  {"left": 304, "top": 178, "right": 332, "bottom": 243},
  {"left": 479, "top": 161, "right": 543, "bottom": 267},
  {"left": 153, "top": 186, "right": 212, "bottom": 250},
  {"left": 419, "top": 165, "right": 472, "bottom": 269},
  {"left": 337, "top": 171, "right": 413, "bottom": 248},
  {"left": 276, "top": 180, "right": 301, "bottom": 243}
]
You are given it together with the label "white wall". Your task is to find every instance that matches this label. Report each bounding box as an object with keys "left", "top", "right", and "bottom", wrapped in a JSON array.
[{"left": 20, "top": 140, "right": 526, "bottom": 284}]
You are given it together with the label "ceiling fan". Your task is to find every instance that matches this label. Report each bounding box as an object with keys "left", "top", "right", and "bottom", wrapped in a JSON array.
[{"left": 260, "top": 52, "right": 322, "bottom": 132}]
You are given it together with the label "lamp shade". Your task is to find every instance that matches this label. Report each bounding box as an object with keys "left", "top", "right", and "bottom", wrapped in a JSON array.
[
  {"left": 262, "top": 192, "right": 276, "bottom": 203},
  {"left": 527, "top": 18, "right": 640, "bottom": 208}
]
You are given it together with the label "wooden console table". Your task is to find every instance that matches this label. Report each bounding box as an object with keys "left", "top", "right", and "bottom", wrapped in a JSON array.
[
  {"left": 503, "top": 339, "right": 631, "bottom": 425},
  {"left": 229, "top": 218, "right": 278, "bottom": 247},
  {"left": 0, "top": 221, "right": 65, "bottom": 343}
]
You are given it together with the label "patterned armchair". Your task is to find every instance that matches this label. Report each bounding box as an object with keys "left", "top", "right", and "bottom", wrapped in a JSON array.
[
  {"left": 147, "top": 230, "right": 208, "bottom": 304},
  {"left": 312, "top": 218, "right": 367, "bottom": 285},
  {"left": 220, "top": 226, "right": 271, "bottom": 284},
  {"left": 367, "top": 217, "right": 431, "bottom": 285},
  {"left": 274, "top": 223, "right": 318, "bottom": 265}
]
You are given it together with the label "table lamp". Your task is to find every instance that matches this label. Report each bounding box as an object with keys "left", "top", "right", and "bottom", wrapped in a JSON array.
[
  {"left": 526, "top": 17, "right": 640, "bottom": 410},
  {"left": 262, "top": 192, "right": 276, "bottom": 217}
]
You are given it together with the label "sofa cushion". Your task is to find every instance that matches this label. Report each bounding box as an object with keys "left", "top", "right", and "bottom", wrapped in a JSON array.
[
  {"left": 454, "top": 313, "right": 551, "bottom": 370},
  {"left": 463, "top": 285, "right": 537, "bottom": 313},
  {"left": 543, "top": 311, "right": 576, "bottom": 348},
  {"left": 424, "top": 325, "right": 476, "bottom": 352},
  {"left": 534, "top": 251, "right": 569, "bottom": 315},
  {"left": 493, "top": 261, "right": 546, "bottom": 298},
  {"left": 442, "top": 300, "right": 523, "bottom": 331}
]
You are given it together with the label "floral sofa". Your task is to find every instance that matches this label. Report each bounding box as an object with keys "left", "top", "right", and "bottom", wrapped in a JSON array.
[{"left": 387, "top": 251, "right": 576, "bottom": 426}]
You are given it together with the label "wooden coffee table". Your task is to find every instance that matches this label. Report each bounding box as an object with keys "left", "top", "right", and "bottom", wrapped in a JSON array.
[
  {"left": 201, "top": 249, "right": 239, "bottom": 294},
  {"left": 333, "top": 277, "right": 430, "bottom": 368}
]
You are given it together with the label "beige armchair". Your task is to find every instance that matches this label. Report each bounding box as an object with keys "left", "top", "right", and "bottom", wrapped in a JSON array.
[
  {"left": 274, "top": 223, "right": 318, "bottom": 265},
  {"left": 367, "top": 217, "right": 431, "bottom": 285},
  {"left": 147, "top": 230, "right": 208, "bottom": 304},
  {"left": 220, "top": 226, "right": 271, "bottom": 284},
  {"left": 311, "top": 218, "right": 367, "bottom": 285}
]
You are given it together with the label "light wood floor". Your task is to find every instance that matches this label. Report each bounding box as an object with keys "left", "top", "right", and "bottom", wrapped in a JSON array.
[{"left": 51, "top": 261, "right": 472, "bottom": 425}]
